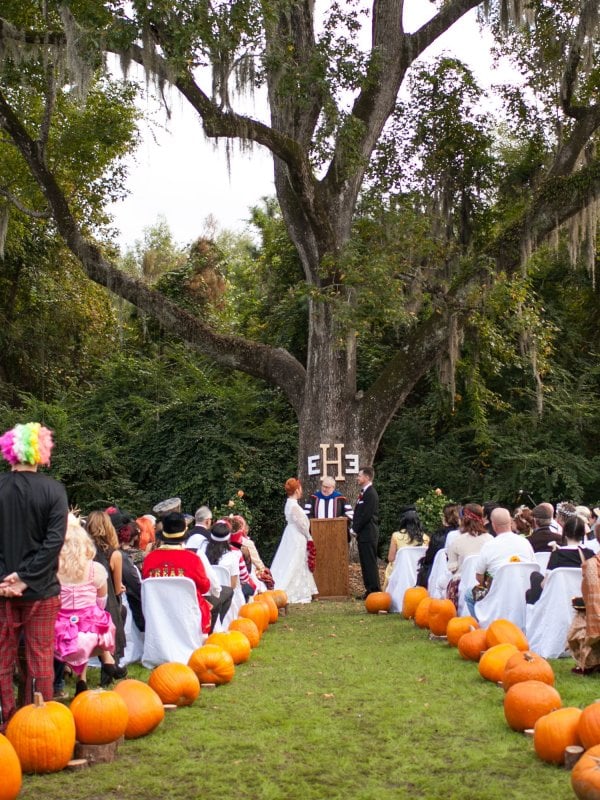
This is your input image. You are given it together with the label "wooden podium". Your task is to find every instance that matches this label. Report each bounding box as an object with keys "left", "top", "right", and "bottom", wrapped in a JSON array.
[{"left": 310, "top": 518, "right": 350, "bottom": 599}]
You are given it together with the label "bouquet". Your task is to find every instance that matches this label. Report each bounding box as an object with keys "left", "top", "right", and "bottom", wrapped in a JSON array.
[{"left": 307, "top": 540, "right": 316, "bottom": 573}]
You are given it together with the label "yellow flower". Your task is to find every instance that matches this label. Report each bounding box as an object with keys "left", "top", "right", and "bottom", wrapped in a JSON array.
[
  {"left": 434, "top": 488, "right": 443, "bottom": 496},
  {"left": 237, "top": 490, "right": 244, "bottom": 498},
  {"left": 509, "top": 555, "right": 521, "bottom": 562},
  {"left": 227, "top": 500, "right": 235, "bottom": 508}
]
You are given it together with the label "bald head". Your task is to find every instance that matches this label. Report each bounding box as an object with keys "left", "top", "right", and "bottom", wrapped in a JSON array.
[{"left": 491, "top": 507, "right": 512, "bottom": 534}]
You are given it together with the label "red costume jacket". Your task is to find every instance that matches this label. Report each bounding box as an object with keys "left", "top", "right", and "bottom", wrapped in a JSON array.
[{"left": 142, "top": 547, "right": 212, "bottom": 633}]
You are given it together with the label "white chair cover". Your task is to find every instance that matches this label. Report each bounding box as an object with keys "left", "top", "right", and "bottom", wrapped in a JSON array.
[
  {"left": 526, "top": 567, "right": 583, "bottom": 658},
  {"left": 428, "top": 549, "right": 450, "bottom": 599},
  {"left": 141, "top": 577, "right": 204, "bottom": 667},
  {"left": 474, "top": 561, "right": 540, "bottom": 631},
  {"left": 210, "top": 564, "right": 236, "bottom": 632},
  {"left": 387, "top": 546, "right": 427, "bottom": 613},
  {"left": 534, "top": 551, "right": 551, "bottom": 571},
  {"left": 457, "top": 555, "right": 479, "bottom": 617},
  {"left": 122, "top": 592, "right": 144, "bottom": 666}
]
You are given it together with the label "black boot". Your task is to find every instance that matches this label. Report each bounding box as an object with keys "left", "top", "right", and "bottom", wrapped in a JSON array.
[
  {"left": 75, "top": 679, "right": 88, "bottom": 696},
  {"left": 100, "top": 662, "right": 127, "bottom": 687}
]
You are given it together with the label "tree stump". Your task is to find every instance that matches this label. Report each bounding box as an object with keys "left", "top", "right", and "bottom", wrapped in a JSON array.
[
  {"left": 564, "top": 745, "right": 585, "bottom": 770},
  {"left": 74, "top": 739, "right": 119, "bottom": 764},
  {"left": 66, "top": 759, "right": 89, "bottom": 771}
]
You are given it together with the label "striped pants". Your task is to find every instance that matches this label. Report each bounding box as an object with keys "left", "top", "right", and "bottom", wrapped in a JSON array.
[{"left": 0, "top": 595, "right": 60, "bottom": 729}]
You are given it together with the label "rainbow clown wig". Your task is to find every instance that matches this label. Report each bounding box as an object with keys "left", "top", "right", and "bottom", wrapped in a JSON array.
[{"left": 0, "top": 422, "right": 55, "bottom": 467}]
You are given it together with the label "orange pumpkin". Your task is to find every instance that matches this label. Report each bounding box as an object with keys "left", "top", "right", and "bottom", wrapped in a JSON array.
[
  {"left": 188, "top": 643, "right": 235, "bottom": 685},
  {"left": 503, "top": 679, "right": 562, "bottom": 732},
  {"left": 229, "top": 617, "right": 261, "bottom": 648},
  {"left": 534, "top": 707, "right": 582, "bottom": 765},
  {"left": 414, "top": 596, "right": 433, "bottom": 628},
  {"left": 502, "top": 650, "right": 554, "bottom": 691},
  {"left": 253, "top": 593, "right": 279, "bottom": 624},
  {"left": 69, "top": 688, "right": 129, "bottom": 744},
  {"left": 239, "top": 601, "right": 270, "bottom": 633},
  {"left": 578, "top": 702, "right": 600, "bottom": 750},
  {"left": 148, "top": 662, "right": 201, "bottom": 707},
  {"left": 365, "top": 591, "right": 392, "bottom": 614},
  {"left": 485, "top": 619, "right": 529, "bottom": 651},
  {"left": 402, "top": 587, "right": 429, "bottom": 619},
  {"left": 457, "top": 627, "right": 488, "bottom": 661},
  {"left": 446, "top": 616, "right": 479, "bottom": 647},
  {"left": 427, "top": 598, "right": 457, "bottom": 636},
  {"left": 572, "top": 743, "right": 600, "bottom": 800},
  {"left": 113, "top": 679, "right": 165, "bottom": 739},
  {"left": 0, "top": 733, "right": 22, "bottom": 800},
  {"left": 207, "top": 631, "right": 251, "bottom": 664},
  {"left": 6, "top": 692, "right": 76, "bottom": 773},
  {"left": 271, "top": 589, "right": 288, "bottom": 608},
  {"left": 478, "top": 643, "right": 519, "bottom": 683}
]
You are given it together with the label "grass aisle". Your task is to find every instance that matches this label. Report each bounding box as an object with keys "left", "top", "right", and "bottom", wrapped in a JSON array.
[{"left": 20, "top": 601, "right": 595, "bottom": 800}]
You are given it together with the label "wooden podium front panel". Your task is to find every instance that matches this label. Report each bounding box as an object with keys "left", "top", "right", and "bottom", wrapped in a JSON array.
[{"left": 310, "top": 518, "right": 349, "bottom": 598}]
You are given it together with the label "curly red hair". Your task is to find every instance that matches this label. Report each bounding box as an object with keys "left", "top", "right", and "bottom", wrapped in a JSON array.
[{"left": 285, "top": 478, "right": 302, "bottom": 497}]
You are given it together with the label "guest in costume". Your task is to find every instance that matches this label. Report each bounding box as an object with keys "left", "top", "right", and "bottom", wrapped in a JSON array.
[
  {"left": 352, "top": 466, "right": 381, "bottom": 598},
  {"left": 0, "top": 422, "right": 68, "bottom": 728},
  {"left": 567, "top": 546, "right": 600, "bottom": 675},
  {"left": 142, "top": 512, "right": 212, "bottom": 634},
  {"left": 271, "top": 478, "right": 318, "bottom": 603},
  {"left": 54, "top": 518, "right": 116, "bottom": 695}
]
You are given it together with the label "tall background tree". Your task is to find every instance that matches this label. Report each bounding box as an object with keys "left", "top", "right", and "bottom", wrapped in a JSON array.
[{"left": 1, "top": 0, "right": 599, "bottom": 501}]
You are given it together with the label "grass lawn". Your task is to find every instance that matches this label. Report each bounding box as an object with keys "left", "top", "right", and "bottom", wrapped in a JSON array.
[{"left": 18, "top": 600, "right": 595, "bottom": 800}]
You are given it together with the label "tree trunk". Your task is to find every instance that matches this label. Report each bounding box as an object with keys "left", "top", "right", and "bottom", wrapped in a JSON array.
[{"left": 295, "top": 296, "right": 378, "bottom": 499}]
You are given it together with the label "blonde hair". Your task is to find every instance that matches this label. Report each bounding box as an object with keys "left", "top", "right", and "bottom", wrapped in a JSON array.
[
  {"left": 86, "top": 510, "right": 119, "bottom": 553},
  {"left": 59, "top": 518, "right": 97, "bottom": 583}
]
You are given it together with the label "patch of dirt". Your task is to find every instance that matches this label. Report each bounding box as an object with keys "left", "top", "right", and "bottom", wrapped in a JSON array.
[{"left": 348, "top": 562, "right": 386, "bottom": 597}]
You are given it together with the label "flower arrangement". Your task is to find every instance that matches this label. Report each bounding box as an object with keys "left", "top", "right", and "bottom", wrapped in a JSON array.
[{"left": 415, "top": 488, "right": 454, "bottom": 534}]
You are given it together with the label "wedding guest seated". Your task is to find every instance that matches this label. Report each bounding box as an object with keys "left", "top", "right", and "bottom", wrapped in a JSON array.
[
  {"left": 230, "top": 515, "right": 274, "bottom": 589},
  {"left": 185, "top": 506, "right": 213, "bottom": 553},
  {"left": 54, "top": 517, "right": 117, "bottom": 695},
  {"left": 567, "top": 549, "right": 600, "bottom": 675},
  {"left": 446, "top": 504, "right": 492, "bottom": 606},
  {"left": 136, "top": 514, "right": 156, "bottom": 553},
  {"left": 115, "top": 523, "right": 145, "bottom": 633},
  {"left": 230, "top": 531, "right": 256, "bottom": 600},
  {"left": 466, "top": 507, "right": 535, "bottom": 617},
  {"left": 416, "top": 503, "right": 460, "bottom": 588},
  {"left": 142, "top": 512, "right": 212, "bottom": 635},
  {"left": 383, "top": 506, "right": 428, "bottom": 591},
  {"left": 526, "top": 516, "right": 594, "bottom": 604},
  {"left": 529, "top": 503, "right": 563, "bottom": 551},
  {"left": 513, "top": 506, "right": 534, "bottom": 537}
]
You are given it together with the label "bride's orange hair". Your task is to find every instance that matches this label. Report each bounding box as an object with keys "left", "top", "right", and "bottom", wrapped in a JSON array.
[{"left": 285, "top": 477, "right": 301, "bottom": 496}]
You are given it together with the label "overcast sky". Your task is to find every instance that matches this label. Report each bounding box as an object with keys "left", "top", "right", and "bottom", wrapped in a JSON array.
[{"left": 108, "top": 3, "right": 518, "bottom": 252}]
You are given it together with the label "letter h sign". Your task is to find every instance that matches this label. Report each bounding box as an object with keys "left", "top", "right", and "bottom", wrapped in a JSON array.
[{"left": 307, "top": 443, "right": 359, "bottom": 482}]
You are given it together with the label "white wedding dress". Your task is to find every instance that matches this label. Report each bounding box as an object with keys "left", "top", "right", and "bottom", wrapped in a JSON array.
[{"left": 270, "top": 498, "right": 318, "bottom": 603}]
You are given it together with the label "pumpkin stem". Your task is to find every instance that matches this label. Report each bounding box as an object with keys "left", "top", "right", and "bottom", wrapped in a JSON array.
[
  {"left": 524, "top": 653, "right": 534, "bottom": 662},
  {"left": 33, "top": 691, "right": 45, "bottom": 707}
]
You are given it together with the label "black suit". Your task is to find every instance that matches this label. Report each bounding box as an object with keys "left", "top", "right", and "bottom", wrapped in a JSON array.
[{"left": 353, "top": 484, "right": 381, "bottom": 595}]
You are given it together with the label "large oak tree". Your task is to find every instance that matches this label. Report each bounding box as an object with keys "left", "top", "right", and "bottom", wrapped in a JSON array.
[{"left": 1, "top": 0, "right": 599, "bottom": 487}]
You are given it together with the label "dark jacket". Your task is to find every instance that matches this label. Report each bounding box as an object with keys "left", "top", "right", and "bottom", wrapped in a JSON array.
[
  {"left": 529, "top": 525, "right": 563, "bottom": 552},
  {"left": 353, "top": 485, "right": 379, "bottom": 542},
  {"left": 0, "top": 470, "right": 68, "bottom": 599}
]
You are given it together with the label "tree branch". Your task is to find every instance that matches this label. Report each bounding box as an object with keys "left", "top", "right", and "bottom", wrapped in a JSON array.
[
  {"left": 0, "top": 188, "right": 50, "bottom": 219},
  {"left": 360, "top": 157, "right": 600, "bottom": 439},
  {"left": 0, "top": 87, "right": 307, "bottom": 412}
]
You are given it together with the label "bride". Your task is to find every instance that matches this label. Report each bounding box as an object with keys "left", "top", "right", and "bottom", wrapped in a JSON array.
[{"left": 270, "top": 478, "right": 318, "bottom": 603}]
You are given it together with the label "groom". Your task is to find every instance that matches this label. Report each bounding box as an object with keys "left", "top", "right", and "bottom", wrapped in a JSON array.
[{"left": 352, "top": 466, "right": 381, "bottom": 598}]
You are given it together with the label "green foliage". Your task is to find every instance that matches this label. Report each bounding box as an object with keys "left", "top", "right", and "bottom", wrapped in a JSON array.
[{"left": 415, "top": 488, "right": 455, "bottom": 534}]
